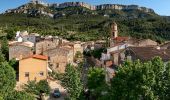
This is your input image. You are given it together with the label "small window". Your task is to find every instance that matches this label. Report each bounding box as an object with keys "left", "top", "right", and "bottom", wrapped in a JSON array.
[
  {"left": 56, "top": 63, "right": 59, "bottom": 68},
  {"left": 48, "top": 57, "right": 50, "bottom": 60},
  {"left": 25, "top": 72, "right": 29, "bottom": 77},
  {"left": 39, "top": 72, "right": 44, "bottom": 76}
]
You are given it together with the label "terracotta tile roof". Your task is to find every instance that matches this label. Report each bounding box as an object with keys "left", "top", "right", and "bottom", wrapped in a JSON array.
[
  {"left": 32, "top": 55, "right": 48, "bottom": 60},
  {"left": 128, "top": 47, "right": 170, "bottom": 62},
  {"left": 113, "top": 37, "right": 129, "bottom": 43},
  {"left": 21, "top": 55, "right": 48, "bottom": 60}
]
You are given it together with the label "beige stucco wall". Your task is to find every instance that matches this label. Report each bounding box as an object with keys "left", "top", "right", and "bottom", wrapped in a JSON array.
[{"left": 19, "top": 58, "right": 47, "bottom": 84}]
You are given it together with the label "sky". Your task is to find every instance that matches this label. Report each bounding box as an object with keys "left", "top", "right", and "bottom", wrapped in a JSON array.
[{"left": 0, "top": 0, "right": 169, "bottom": 16}]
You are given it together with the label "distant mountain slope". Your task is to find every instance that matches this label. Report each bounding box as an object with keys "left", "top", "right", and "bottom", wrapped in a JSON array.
[{"left": 1, "top": 1, "right": 170, "bottom": 42}]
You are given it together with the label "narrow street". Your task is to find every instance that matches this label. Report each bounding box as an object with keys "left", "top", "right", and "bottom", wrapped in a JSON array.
[
  {"left": 82, "top": 57, "right": 90, "bottom": 87},
  {"left": 45, "top": 80, "right": 67, "bottom": 100}
]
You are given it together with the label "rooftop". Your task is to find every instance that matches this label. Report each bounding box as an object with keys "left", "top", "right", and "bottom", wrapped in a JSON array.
[
  {"left": 9, "top": 41, "right": 34, "bottom": 48},
  {"left": 21, "top": 55, "right": 48, "bottom": 60},
  {"left": 128, "top": 47, "right": 170, "bottom": 62},
  {"left": 113, "top": 36, "right": 129, "bottom": 43}
]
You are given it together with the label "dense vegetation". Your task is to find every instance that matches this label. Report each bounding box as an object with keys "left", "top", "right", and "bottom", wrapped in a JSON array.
[
  {"left": 84, "top": 57, "right": 170, "bottom": 100},
  {"left": 1, "top": 4, "right": 170, "bottom": 42}
]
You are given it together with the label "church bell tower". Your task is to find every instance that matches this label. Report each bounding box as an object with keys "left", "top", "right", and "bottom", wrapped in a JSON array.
[{"left": 110, "top": 22, "right": 118, "bottom": 47}]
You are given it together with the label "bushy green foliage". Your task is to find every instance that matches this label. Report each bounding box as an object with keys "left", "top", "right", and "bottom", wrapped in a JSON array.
[
  {"left": 87, "top": 67, "right": 109, "bottom": 99},
  {"left": 5, "top": 91, "right": 34, "bottom": 100},
  {"left": 1, "top": 6, "right": 169, "bottom": 42},
  {"left": 1, "top": 37, "right": 9, "bottom": 60},
  {"left": 84, "top": 48, "right": 105, "bottom": 59},
  {"left": 110, "top": 57, "right": 170, "bottom": 100},
  {"left": 24, "top": 80, "right": 50, "bottom": 96},
  {"left": 61, "top": 64, "right": 83, "bottom": 100},
  {"left": 87, "top": 67, "right": 105, "bottom": 89},
  {"left": 0, "top": 51, "right": 5, "bottom": 62},
  {"left": 0, "top": 62, "right": 16, "bottom": 98},
  {"left": 9, "top": 58, "right": 19, "bottom": 71}
]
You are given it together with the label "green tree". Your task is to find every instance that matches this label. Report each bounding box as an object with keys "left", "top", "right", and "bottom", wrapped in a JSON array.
[
  {"left": 162, "top": 62, "right": 170, "bottom": 99},
  {"left": 1, "top": 37, "right": 9, "bottom": 60},
  {"left": 0, "top": 62, "right": 16, "bottom": 98},
  {"left": 24, "top": 81, "right": 39, "bottom": 95},
  {"left": 9, "top": 58, "right": 19, "bottom": 71},
  {"left": 0, "top": 51, "right": 5, "bottom": 62},
  {"left": 36, "top": 80, "right": 50, "bottom": 95},
  {"left": 5, "top": 28, "right": 17, "bottom": 40},
  {"left": 61, "top": 64, "right": 83, "bottom": 100},
  {"left": 5, "top": 91, "right": 34, "bottom": 100},
  {"left": 87, "top": 67, "right": 105, "bottom": 89},
  {"left": 87, "top": 67, "right": 107, "bottom": 99},
  {"left": 24, "top": 80, "right": 50, "bottom": 96},
  {"left": 110, "top": 57, "right": 170, "bottom": 100}
]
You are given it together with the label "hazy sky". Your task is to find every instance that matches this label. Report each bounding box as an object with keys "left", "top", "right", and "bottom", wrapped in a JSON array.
[{"left": 0, "top": 0, "right": 169, "bottom": 16}]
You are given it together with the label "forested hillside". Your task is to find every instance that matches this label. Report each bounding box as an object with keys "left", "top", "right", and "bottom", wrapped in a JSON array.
[{"left": 0, "top": 4, "right": 170, "bottom": 42}]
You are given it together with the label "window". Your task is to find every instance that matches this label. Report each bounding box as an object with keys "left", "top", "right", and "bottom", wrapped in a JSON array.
[
  {"left": 56, "top": 63, "right": 59, "bottom": 68},
  {"left": 25, "top": 72, "right": 29, "bottom": 77},
  {"left": 39, "top": 72, "right": 44, "bottom": 76}
]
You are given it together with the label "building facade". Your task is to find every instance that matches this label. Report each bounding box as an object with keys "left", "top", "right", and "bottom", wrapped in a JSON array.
[
  {"left": 35, "top": 38, "right": 60, "bottom": 54},
  {"left": 19, "top": 55, "right": 48, "bottom": 84},
  {"left": 43, "top": 47, "right": 74, "bottom": 73},
  {"left": 9, "top": 42, "right": 34, "bottom": 60}
]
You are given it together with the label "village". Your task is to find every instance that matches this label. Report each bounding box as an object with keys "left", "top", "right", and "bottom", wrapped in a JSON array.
[{"left": 3, "top": 21, "right": 170, "bottom": 99}]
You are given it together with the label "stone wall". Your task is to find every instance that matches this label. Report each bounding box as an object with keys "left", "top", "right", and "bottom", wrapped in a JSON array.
[
  {"left": 43, "top": 47, "right": 74, "bottom": 73},
  {"left": 9, "top": 45, "right": 33, "bottom": 60},
  {"left": 35, "top": 39, "right": 60, "bottom": 54}
]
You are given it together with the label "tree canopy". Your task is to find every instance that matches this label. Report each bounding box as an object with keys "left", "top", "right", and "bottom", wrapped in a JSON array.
[
  {"left": 5, "top": 91, "right": 34, "bottom": 100},
  {"left": 0, "top": 62, "right": 16, "bottom": 98},
  {"left": 24, "top": 80, "right": 50, "bottom": 96},
  {"left": 110, "top": 57, "right": 170, "bottom": 100},
  {"left": 61, "top": 64, "right": 83, "bottom": 100}
]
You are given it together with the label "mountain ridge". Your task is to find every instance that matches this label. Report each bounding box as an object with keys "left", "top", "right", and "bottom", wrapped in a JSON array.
[
  {"left": 0, "top": 1, "right": 170, "bottom": 43},
  {"left": 4, "top": 1, "right": 155, "bottom": 16}
]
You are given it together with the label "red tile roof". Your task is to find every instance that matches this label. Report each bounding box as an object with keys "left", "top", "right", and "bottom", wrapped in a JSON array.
[
  {"left": 113, "top": 37, "right": 129, "bottom": 43},
  {"left": 32, "top": 55, "right": 48, "bottom": 60},
  {"left": 21, "top": 55, "right": 48, "bottom": 60}
]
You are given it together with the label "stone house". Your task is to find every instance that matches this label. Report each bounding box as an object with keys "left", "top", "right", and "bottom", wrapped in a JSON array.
[
  {"left": 35, "top": 38, "right": 60, "bottom": 54},
  {"left": 19, "top": 55, "right": 48, "bottom": 84},
  {"left": 127, "top": 38, "right": 158, "bottom": 47},
  {"left": 9, "top": 41, "right": 34, "bottom": 60},
  {"left": 43, "top": 46, "right": 74, "bottom": 73},
  {"left": 22, "top": 33, "right": 41, "bottom": 44},
  {"left": 125, "top": 47, "right": 170, "bottom": 62},
  {"left": 66, "top": 41, "right": 84, "bottom": 56},
  {"left": 15, "top": 31, "right": 41, "bottom": 44}
]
